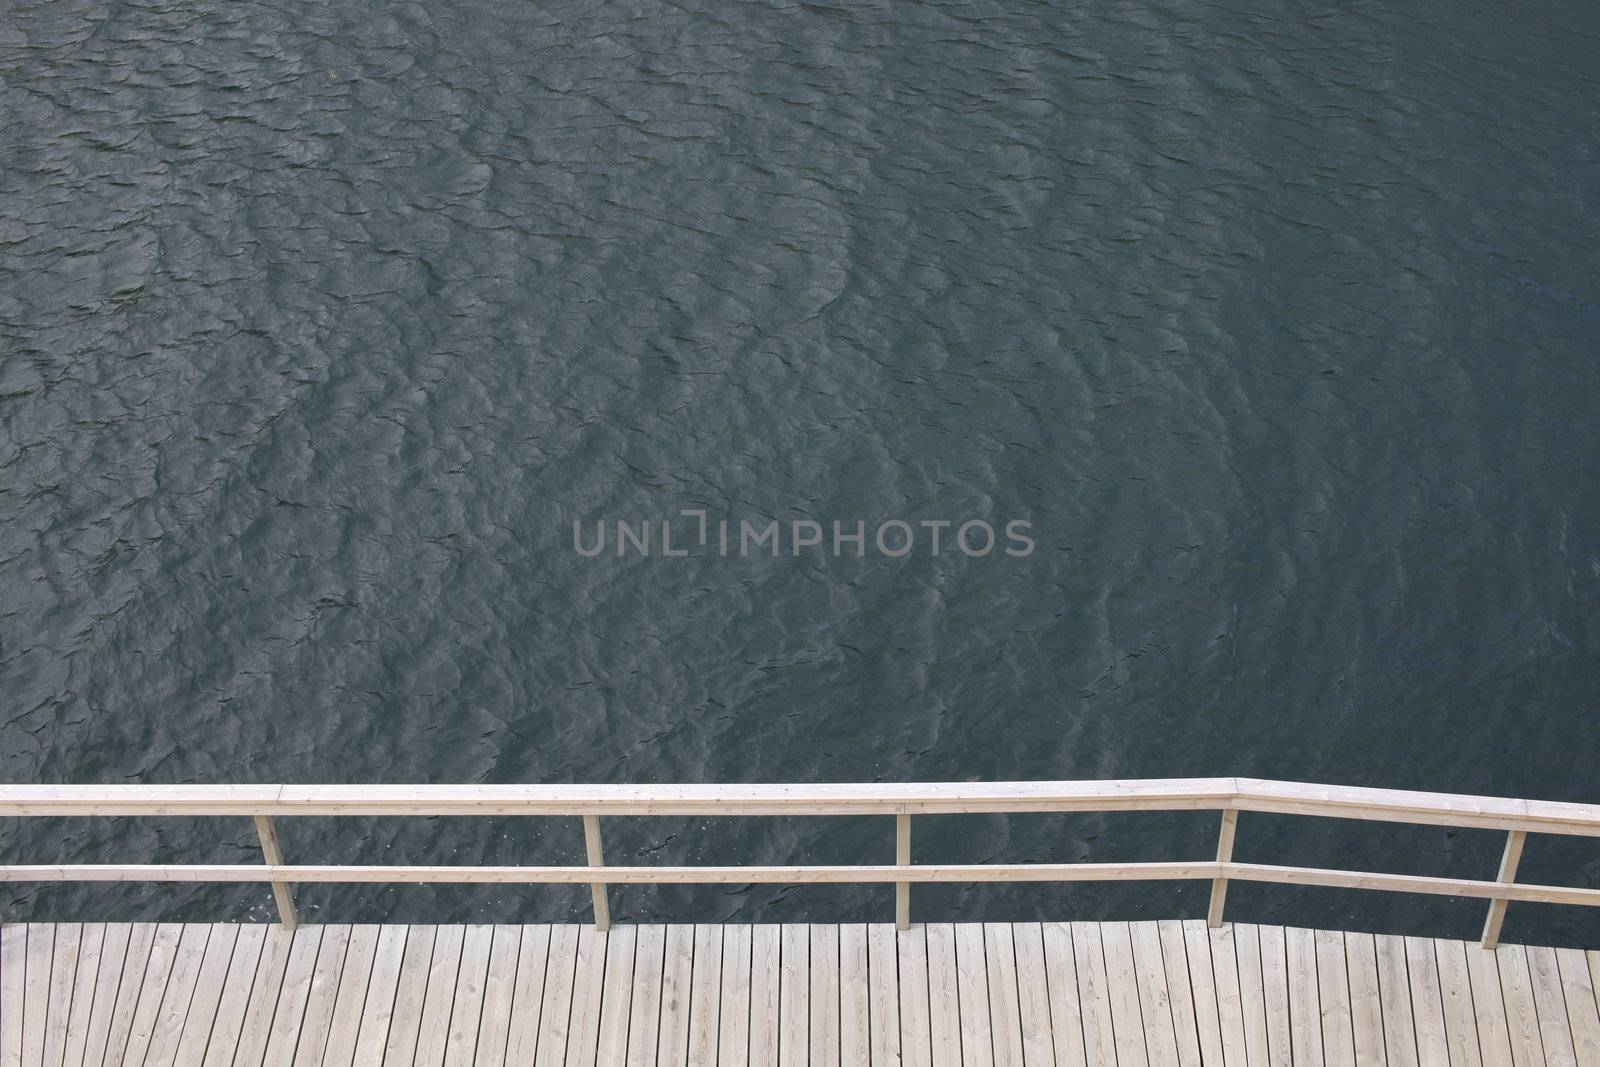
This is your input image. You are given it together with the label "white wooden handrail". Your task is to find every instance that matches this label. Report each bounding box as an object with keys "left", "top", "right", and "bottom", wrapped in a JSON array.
[
  {"left": 0, "top": 779, "right": 1241, "bottom": 817},
  {"left": 1, "top": 778, "right": 1596, "bottom": 831},
  {"left": 1, "top": 777, "right": 1595, "bottom": 947}
]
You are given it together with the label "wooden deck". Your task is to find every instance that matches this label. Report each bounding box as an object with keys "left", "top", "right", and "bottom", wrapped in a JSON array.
[{"left": 5, "top": 921, "right": 1600, "bottom": 1066}]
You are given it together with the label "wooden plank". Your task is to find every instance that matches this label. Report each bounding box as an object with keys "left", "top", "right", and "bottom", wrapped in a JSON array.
[
  {"left": 0, "top": 779, "right": 1247, "bottom": 819},
  {"left": 595, "top": 924, "right": 638, "bottom": 1067},
  {"left": 1374, "top": 934, "right": 1420, "bottom": 1067},
  {"left": 141, "top": 923, "right": 214, "bottom": 1067},
  {"left": 582, "top": 816, "right": 610, "bottom": 933},
  {"left": 564, "top": 924, "right": 607, "bottom": 1066},
  {"left": 117, "top": 922, "right": 183, "bottom": 1067},
  {"left": 925, "top": 924, "right": 962, "bottom": 1067},
  {"left": 982, "top": 923, "right": 1024, "bottom": 1066},
  {"left": 251, "top": 817, "right": 297, "bottom": 929},
  {"left": 366, "top": 927, "right": 432, "bottom": 1067},
  {"left": 1434, "top": 938, "right": 1484, "bottom": 1067},
  {"left": 1, "top": 925, "right": 23, "bottom": 1067},
  {"left": 1100, "top": 921, "right": 1149, "bottom": 1067},
  {"left": 473, "top": 924, "right": 524, "bottom": 1067},
  {"left": 1495, "top": 944, "right": 1547, "bottom": 1067},
  {"left": 319, "top": 925, "right": 381, "bottom": 1067},
  {"left": 1591, "top": 952, "right": 1600, "bottom": 1048},
  {"left": 289, "top": 924, "right": 351, "bottom": 1067},
  {"left": 749, "top": 925, "right": 780, "bottom": 1067},
  {"left": 838, "top": 925, "right": 869, "bottom": 1066},
  {"left": 1204, "top": 923, "right": 1250, "bottom": 1067},
  {"left": 1228, "top": 921, "right": 1267, "bottom": 1062},
  {"left": 1230, "top": 865, "right": 1600, "bottom": 910},
  {"left": 228, "top": 924, "right": 296, "bottom": 1067},
  {"left": 1282, "top": 926, "right": 1323, "bottom": 1067},
  {"left": 60, "top": 923, "right": 106, "bottom": 1067},
  {"left": 0, "top": 862, "right": 1229, "bottom": 890},
  {"left": 717, "top": 926, "right": 753, "bottom": 1067},
  {"left": 1177, "top": 920, "right": 1226, "bottom": 1067},
  {"left": 1039, "top": 922, "right": 1087, "bottom": 1067},
  {"left": 381, "top": 924, "right": 438, "bottom": 1067},
  {"left": 17, "top": 777, "right": 1600, "bottom": 838},
  {"left": 777, "top": 924, "right": 808, "bottom": 1067},
  {"left": 687, "top": 925, "right": 724, "bottom": 1066},
  {"left": 441, "top": 924, "right": 493, "bottom": 1067},
  {"left": 895, "top": 927, "right": 932, "bottom": 1067},
  {"left": 896, "top": 818, "right": 911, "bottom": 933},
  {"left": 37, "top": 923, "right": 79, "bottom": 1067},
  {"left": 657, "top": 923, "right": 696, "bottom": 1065},
  {"left": 1068, "top": 921, "right": 1117, "bottom": 1067},
  {"left": 1481, "top": 833, "right": 1526, "bottom": 950},
  {"left": 1527, "top": 946, "right": 1577, "bottom": 1067},
  {"left": 259, "top": 925, "right": 325, "bottom": 1067},
  {"left": 91, "top": 921, "right": 154, "bottom": 1067},
  {"left": 78, "top": 924, "right": 136, "bottom": 1067},
  {"left": 1555, "top": 948, "right": 1600, "bottom": 1064},
  {"left": 534, "top": 923, "right": 580, "bottom": 1065},
  {"left": 1009, "top": 923, "right": 1055, "bottom": 1067},
  {"left": 622, "top": 925, "right": 664, "bottom": 1067},
  {"left": 1209, "top": 812, "right": 1240, "bottom": 927},
  {"left": 1128, "top": 920, "right": 1180, "bottom": 1066},
  {"left": 11, "top": 926, "right": 38, "bottom": 1067},
  {"left": 1156, "top": 920, "right": 1204, "bottom": 1066},
  {"left": 349, "top": 924, "right": 411, "bottom": 1067},
  {"left": 1343, "top": 932, "right": 1387, "bottom": 1067},
  {"left": 1314, "top": 929, "right": 1354, "bottom": 1066},
  {"left": 865, "top": 925, "right": 899, "bottom": 1067},
  {"left": 26, "top": 861, "right": 1600, "bottom": 909},
  {"left": 20, "top": 924, "right": 51, "bottom": 1067},
  {"left": 1255, "top": 926, "right": 1292, "bottom": 1067},
  {"left": 1462, "top": 941, "right": 1514, "bottom": 1066},
  {"left": 503, "top": 926, "right": 552, "bottom": 1066},
  {"left": 952, "top": 923, "right": 993, "bottom": 1067},
  {"left": 411, "top": 924, "right": 466, "bottom": 1067},
  {"left": 195, "top": 924, "right": 270, "bottom": 1067},
  {"left": 31, "top": 924, "right": 73, "bottom": 1067},
  {"left": 170, "top": 924, "right": 244, "bottom": 1066},
  {"left": 810, "top": 924, "right": 842, "bottom": 1067},
  {"left": 1231, "top": 780, "right": 1600, "bottom": 837},
  {"left": 1404, "top": 936, "right": 1451, "bottom": 1067}
]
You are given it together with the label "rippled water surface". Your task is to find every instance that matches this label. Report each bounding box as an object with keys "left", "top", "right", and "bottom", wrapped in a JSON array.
[{"left": 4, "top": 0, "right": 1600, "bottom": 943}]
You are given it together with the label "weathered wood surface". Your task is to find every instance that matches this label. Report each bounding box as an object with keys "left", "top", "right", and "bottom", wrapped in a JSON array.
[
  {"left": 8, "top": 780, "right": 1600, "bottom": 949},
  {"left": 0, "top": 781, "right": 1242, "bottom": 818},
  {"left": 2, "top": 779, "right": 1599, "bottom": 836},
  {"left": 7, "top": 864, "right": 1600, "bottom": 919},
  {"left": 4, "top": 920, "right": 1597, "bottom": 1065}
]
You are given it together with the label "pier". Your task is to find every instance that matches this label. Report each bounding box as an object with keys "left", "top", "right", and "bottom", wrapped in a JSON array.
[{"left": 4, "top": 778, "right": 1600, "bottom": 1064}]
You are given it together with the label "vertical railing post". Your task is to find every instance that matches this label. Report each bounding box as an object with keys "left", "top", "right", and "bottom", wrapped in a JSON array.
[
  {"left": 252, "top": 815, "right": 298, "bottom": 930},
  {"left": 1207, "top": 809, "right": 1238, "bottom": 928},
  {"left": 895, "top": 813, "right": 911, "bottom": 931},
  {"left": 1481, "top": 829, "right": 1526, "bottom": 950},
  {"left": 583, "top": 814, "right": 610, "bottom": 932}
]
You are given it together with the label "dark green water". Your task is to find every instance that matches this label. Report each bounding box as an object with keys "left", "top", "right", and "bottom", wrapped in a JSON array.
[{"left": 3, "top": 0, "right": 1600, "bottom": 945}]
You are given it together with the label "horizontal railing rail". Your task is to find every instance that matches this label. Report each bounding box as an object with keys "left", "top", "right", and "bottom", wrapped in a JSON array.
[{"left": 1, "top": 778, "right": 1596, "bottom": 948}]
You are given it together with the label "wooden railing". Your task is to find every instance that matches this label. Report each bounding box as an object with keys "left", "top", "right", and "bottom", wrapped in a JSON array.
[{"left": 3, "top": 778, "right": 1599, "bottom": 949}]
